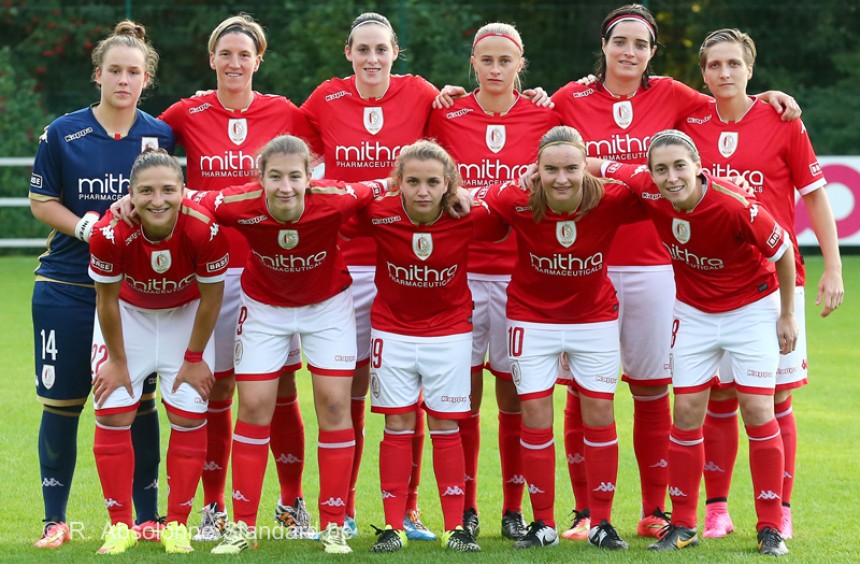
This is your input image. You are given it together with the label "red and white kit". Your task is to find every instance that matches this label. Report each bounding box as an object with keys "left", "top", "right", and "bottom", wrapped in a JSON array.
[
  {"left": 682, "top": 100, "right": 825, "bottom": 389},
  {"left": 88, "top": 202, "right": 229, "bottom": 414}
]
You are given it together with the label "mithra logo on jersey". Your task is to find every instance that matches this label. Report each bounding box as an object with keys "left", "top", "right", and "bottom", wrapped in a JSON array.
[
  {"left": 386, "top": 262, "right": 458, "bottom": 288},
  {"left": 253, "top": 250, "right": 327, "bottom": 272},
  {"left": 78, "top": 173, "right": 130, "bottom": 197},
  {"left": 662, "top": 243, "right": 725, "bottom": 270},
  {"left": 200, "top": 151, "right": 258, "bottom": 176},
  {"left": 529, "top": 252, "right": 603, "bottom": 277},
  {"left": 458, "top": 159, "right": 531, "bottom": 186},
  {"left": 704, "top": 164, "right": 764, "bottom": 192},
  {"left": 125, "top": 273, "right": 195, "bottom": 294}
]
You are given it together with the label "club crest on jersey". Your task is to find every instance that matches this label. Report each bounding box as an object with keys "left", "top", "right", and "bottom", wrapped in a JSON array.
[
  {"left": 364, "top": 107, "right": 384, "bottom": 135},
  {"left": 141, "top": 137, "right": 159, "bottom": 152},
  {"left": 228, "top": 118, "right": 248, "bottom": 146},
  {"left": 556, "top": 220, "right": 577, "bottom": 248},
  {"left": 486, "top": 125, "right": 506, "bottom": 153},
  {"left": 412, "top": 233, "right": 433, "bottom": 260},
  {"left": 151, "top": 250, "right": 172, "bottom": 274},
  {"left": 718, "top": 132, "right": 738, "bottom": 158},
  {"left": 672, "top": 218, "right": 691, "bottom": 245},
  {"left": 613, "top": 101, "right": 633, "bottom": 129},
  {"left": 278, "top": 230, "right": 299, "bottom": 250}
]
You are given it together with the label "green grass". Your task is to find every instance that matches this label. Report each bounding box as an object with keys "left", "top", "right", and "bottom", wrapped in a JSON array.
[{"left": 1, "top": 255, "right": 858, "bottom": 562}]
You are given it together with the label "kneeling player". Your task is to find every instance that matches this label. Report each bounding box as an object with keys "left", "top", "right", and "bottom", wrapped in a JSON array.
[{"left": 89, "top": 150, "right": 228, "bottom": 555}]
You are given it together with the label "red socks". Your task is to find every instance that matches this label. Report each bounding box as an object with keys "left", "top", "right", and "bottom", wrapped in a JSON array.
[
  {"left": 431, "top": 429, "right": 466, "bottom": 531},
  {"left": 703, "top": 397, "right": 739, "bottom": 502},
  {"left": 747, "top": 419, "right": 784, "bottom": 531},
  {"left": 583, "top": 423, "right": 619, "bottom": 525},
  {"left": 406, "top": 408, "right": 425, "bottom": 514},
  {"left": 520, "top": 425, "right": 555, "bottom": 527},
  {"left": 270, "top": 394, "right": 305, "bottom": 503},
  {"left": 460, "top": 412, "right": 480, "bottom": 511},
  {"left": 563, "top": 389, "right": 589, "bottom": 511},
  {"left": 203, "top": 398, "right": 233, "bottom": 511},
  {"left": 166, "top": 421, "right": 207, "bottom": 524},
  {"left": 346, "top": 397, "right": 365, "bottom": 518},
  {"left": 499, "top": 411, "right": 524, "bottom": 513},
  {"left": 94, "top": 423, "right": 134, "bottom": 525},
  {"left": 667, "top": 425, "right": 704, "bottom": 529},
  {"left": 775, "top": 396, "right": 796, "bottom": 504},
  {"left": 379, "top": 429, "right": 413, "bottom": 529},
  {"left": 318, "top": 428, "right": 355, "bottom": 528},
  {"left": 231, "top": 421, "right": 270, "bottom": 527},
  {"left": 632, "top": 393, "right": 671, "bottom": 514}
]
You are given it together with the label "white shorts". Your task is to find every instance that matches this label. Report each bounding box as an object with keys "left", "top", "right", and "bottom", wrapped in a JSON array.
[
  {"left": 214, "top": 269, "right": 301, "bottom": 378},
  {"left": 671, "top": 294, "right": 780, "bottom": 395},
  {"left": 468, "top": 275, "right": 512, "bottom": 377},
  {"left": 369, "top": 330, "right": 472, "bottom": 419},
  {"left": 507, "top": 319, "right": 621, "bottom": 400},
  {"left": 92, "top": 299, "right": 212, "bottom": 417},
  {"left": 349, "top": 266, "right": 377, "bottom": 365},
  {"left": 234, "top": 289, "right": 357, "bottom": 380},
  {"left": 608, "top": 266, "right": 674, "bottom": 386},
  {"left": 717, "top": 287, "right": 808, "bottom": 390}
]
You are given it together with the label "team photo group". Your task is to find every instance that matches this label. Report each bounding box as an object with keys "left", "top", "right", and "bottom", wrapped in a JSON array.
[{"left": 28, "top": 1, "right": 843, "bottom": 558}]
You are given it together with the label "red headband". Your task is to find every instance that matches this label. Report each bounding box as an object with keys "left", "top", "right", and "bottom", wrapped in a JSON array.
[
  {"left": 605, "top": 15, "right": 656, "bottom": 42},
  {"left": 472, "top": 32, "right": 523, "bottom": 53}
]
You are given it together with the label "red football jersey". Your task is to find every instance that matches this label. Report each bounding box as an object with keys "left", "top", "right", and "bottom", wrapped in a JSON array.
[
  {"left": 479, "top": 181, "right": 645, "bottom": 324},
  {"left": 680, "top": 99, "right": 826, "bottom": 286},
  {"left": 427, "top": 92, "right": 562, "bottom": 275},
  {"left": 301, "top": 74, "right": 439, "bottom": 267},
  {"left": 551, "top": 77, "right": 709, "bottom": 267},
  {"left": 605, "top": 163, "right": 791, "bottom": 313},
  {"left": 349, "top": 194, "right": 505, "bottom": 337},
  {"left": 160, "top": 91, "right": 315, "bottom": 267},
  {"left": 88, "top": 200, "right": 229, "bottom": 309},
  {"left": 194, "top": 180, "right": 377, "bottom": 307}
]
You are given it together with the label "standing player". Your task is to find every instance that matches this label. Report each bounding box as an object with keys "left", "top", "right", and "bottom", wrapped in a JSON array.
[
  {"left": 158, "top": 13, "right": 316, "bottom": 541},
  {"left": 597, "top": 129, "right": 796, "bottom": 556},
  {"left": 88, "top": 150, "right": 228, "bottom": 555},
  {"left": 28, "top": 21, "right": 172, "bottom": 548},
  {"left": 194, "top": 135, "right": 388, "bottom": 555},
  {"left": 300, "top": 12, "right": 441, "bottom": 541},
  {"left": 349, "top": 141, "right": 497, "bottom": 554},
  {"left": 427, "top": 22, "right": 561, "bottom": 541},
  {"left": 549, "top": 3, "right": 800, "bottom": 540},
  {"left": 479, "top": 125, "right": 645, "bottom": 550},
  {"left": 680, "top": 28, "right": 843, "bottom": 540}
]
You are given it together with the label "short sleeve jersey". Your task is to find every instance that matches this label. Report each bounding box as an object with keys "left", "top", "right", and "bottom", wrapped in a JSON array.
[
  {"left": 427, "top": 92, "right": 562, "bottom": 275},
  {"left": 194, "top": 180, "right": 378, "bottom": 307},
  {"left": 160, "top": 91, "right": 315, "bottom": 267},
  {"left": 480, "top": 181, "right": 645, "bottom": 324},
  {"left": 29, "top": 107, "right": 174, "bottom": 284},
  {"left": 604, "top": 163, "right": 791, "bottom": 313},
  {"left": 301, "top": 75, "right": 440, "bottom": 267},
  {"left": 551, "top": 77, "right": 709, "bottom": 267},
  {"left": 354, "top": 194, "right": 501, "bottom": 337},
  {"left": 88, "top": 200, "right": 229, "bottom": 309},
  {"left": 679, "top": 100, "right": 825, "bottom": 286}
]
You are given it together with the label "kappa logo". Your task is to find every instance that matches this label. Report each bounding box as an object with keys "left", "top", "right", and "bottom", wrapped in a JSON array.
[
  {"left": 613, "top": 100, "right": 633, "bottom": 129},
  {"left": 278, "top": 229, "right": 299, "bottom": 250},
  {"left": 486, "top": 125, "right": 506, "bottom": 153},
  {"left": 151, "top": 250, "right": 172, "bottom": 274},
  {"left": 210, "top": 223, "right": 220, "bottom": 241},
  {"left": 214, "top": 192, "right": 224, "bottom": 209},
  {"left": 441, "top": 486, "right": 465, "bottom": 496},
  {"left": 144, "top": 479, "right": 159, "bottom": 490},
  {"left": 649, "top": 459, "right": 669, "bottom": 468},
  {"left": 784, "top": 470, "right": 793, "bottom": 479},
  {"left": 381, "top": 490, "right": 395, "bottom": 499},
  {"left": 556, "top": 220, "right": 577, "bottom": 248},
  {"left": 42, "top": 477, "right": 64, "bottom": 487},
  {"left": 668, "top": 487, "right": 688, "bottom": 497},
  {"left": 757, "top": 490, "right": 781, "bottom": 501},
  {"left": 567, "top": 453, "right": 585, "bottom": 464},
  {"left": 228, "top": 118, "right": 248, "bottom": 146},
  {"left": 412, "top": 233, "right": 433, "bottom": 261},
  {"left": 718, "top": 131, "right": 739, "bottom": 158},
  {"left": 672, "top": 218, "right": 691, "bottom": 245},
  {"left": 232, "top": 490, "right": 251, "bottom": 502},
  {"left": 464, "top": 474, "right": 475, "bottom": 482},
  {"left": 276, "top": 453, "right": 303, "bottom": 464},
  {"left": 505, "top": 475, "right": 526, "bottom": 485},
  {"left": 203, "top": 460, "right": 224, "bottom": 472},
  {"left": 364, "top": 107, "right": 384, "bottom": 135},
  {"left": 104, "top": 498, "right": 123, "bottom": 508},
  {"left": 527, "top": 484, "right": 546, "bottom": 494},
  {"left": 41, "top": 364, "right": 56, "bottom": 390},
  {"left": 321, "top": 497, "right": 347, "bottom": 507},
  {"left": 101, "top": 224, "right": 115, "bottom": 243},
  {"left": 592, "top": 482, "right": 616, "bottom": 493},
  {"left": 180, "top": 498, "right": 195, "bottom": 507},
  {"left": 749, "top": 203, "right": 759, "bottom": 223}
]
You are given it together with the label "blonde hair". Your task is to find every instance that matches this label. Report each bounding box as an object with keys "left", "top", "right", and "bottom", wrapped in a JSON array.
[
  {"left": 531, "top": 126, "right": 605, "bottom": 223},
  {"left": 208, "top": 13, "right": 267, "bottom": 59},
  {"left": 471, "top": 22, "right": 527, "bottom": 92},
  {"left": 129, "top": 148, "right": 183, "bottom": 191},
  {"left": 91, "top": 20, "right": 158, "bottom": 89},
  {"left": 393, "top": 140, "right": 461, "bottom": 210},
  {"left": 699, "top": 28, "right": 757, "bottom": 69},
  {"left": 257, "top": 135, "right": 315, "bottom": 178}
]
